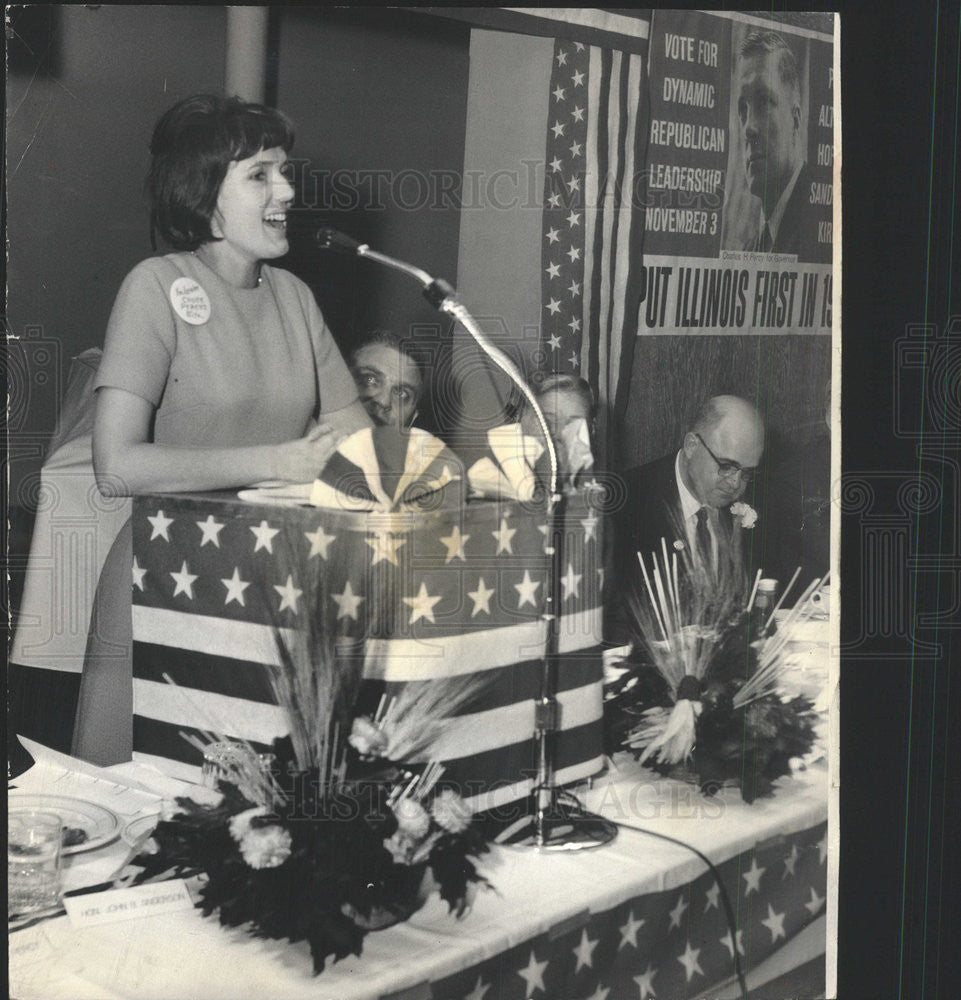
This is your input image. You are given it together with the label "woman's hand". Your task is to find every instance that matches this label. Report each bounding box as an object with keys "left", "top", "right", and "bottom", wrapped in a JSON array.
[{"left": 273, "top": 424, "right": 343, "bottom": 483}]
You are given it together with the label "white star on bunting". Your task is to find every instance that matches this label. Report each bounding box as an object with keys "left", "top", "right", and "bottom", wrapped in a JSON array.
[
  {"left": 668, "top": 893, "right": 689, "bottom": 930},
  {"left": 742, "top": 857, "right": 765, "bottom": 896},
  {"left": 572, "top": 105, "right": 584, "bottom": 122},
  {"left": 546, "top": 227, "right": 561, "bottom": 244},
  {"left": 805, "top": 886, "right": 826, "bottom": 915},
  {"left": 619, "top": 909, "right": 644, "bottom": 950},
  {"left": 573, "top": 928, "right": 598, "bottom": 972},
  {"left": 572, "top": 68, "right": 584, "bottom": 86},
  {"left": 551, "top": 120, "right": 565, "bottom": 138},
  {"left": 550, "top": 156, "right": 563, "bottom": 173},
  {"left": 250, "top": 520, "right": 279, "bottom": 554},
  {"left": 403, "top": 582, "right": 442, "bottom": 625},
  {"left": 566, "top": 244, "right": 581, "bottom": 261},
  {"left": 548, "top": 191, "right": 561, "bottom": 208},
  {"left": 761, "top": 903, "right": 787, "bottom": 943},
  {"left": 439, "top": 525, "right": 469, "bottom": 563},
  {"left": 514, "top": 569, "right": 541, "bottom": 608},
  {"left": 547, "top": 298, "right": 562, "bottom": 315},
  {"left": 492, "top": 518, "right": 516, "bottom": 555},
  {"left": 556, "top": 50, "right": 567, "bottom": 66},
  {"left": 783, "top": 843, "right": 799, "bottom": 878},
  {"left": 366, "top": 531, "right": 406, "bottom": 566},
  {"left": 304, "top": 525, "right": 336, "bottom": 559},
  {"left": 552, "top": 85, "right": 565, "bottom": 102},
  {"left": 704, "top": 883, "right": 720, "bottom": 911},
  {"left": 677, "top": 940, "right": 703, "bottom": 982},
  {"left": 196, "top": 515, "right": 224, "bottom": 547},
  {"left": 546, "top": 261, "right": 561, "bottom": 279},
  {"left": 170, "top": 561, "right": 197, "bottom": 599},
  {"left": 463, "top": 976, "right": 489, "bottom": 1000},
  {"left": 332, "top": 581, "right": 364, "bottom": 620},
  {"left": 634, "top": 963, "right": 656, "bottom": 998},
  {"left": 720, "top": 928, "right": 745, "bottom": 958},
  {"left": 467, "top": 577, "right": 495, "bottom": 617},
  {"left": 517, "top": 948, "right": 548, "bottom": 995},
  {"left": 147, "top": 510, "right": 173, "bottom": 541},
  {"left": 585, "top": 985, "right": 609, "bottom": 1000},
  {"left": 132, "top": 558, "right": 147, "bottom": 591},
  {"left": 221, "top": 567, "right": 250, "bottom": 607},
  {"left": 273, "top": 575, "right": 303, "bottom": 613},
  {"left": 548, "top": 334, "right": 562, "bottom": 351},
  {"left": 569, "top": 279, "right": 582, "bottom": 297},
  {"left": 561, "top": 563, "right": 582, "bottom": 601}
]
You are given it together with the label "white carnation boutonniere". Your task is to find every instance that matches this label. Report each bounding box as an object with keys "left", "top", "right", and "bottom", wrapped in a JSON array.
[{"left": 730, "top": 501, "right": 758, "bottom": 529}]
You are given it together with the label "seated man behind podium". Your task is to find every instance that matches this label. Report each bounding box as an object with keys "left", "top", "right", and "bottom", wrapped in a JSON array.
[
  {"left": 349, "top": 330, "right": 423, "bottom": 429},
  {"left": 610, "top": 395, "right": 764, "bottom": 642}
]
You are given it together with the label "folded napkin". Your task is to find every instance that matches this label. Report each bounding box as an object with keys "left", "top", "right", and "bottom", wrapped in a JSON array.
[
  {"left": 309, "top": 425, "right": 464, "bottom": 511},
  {"left": 467, "top": 424, "right": 544, "bottom": 501}
]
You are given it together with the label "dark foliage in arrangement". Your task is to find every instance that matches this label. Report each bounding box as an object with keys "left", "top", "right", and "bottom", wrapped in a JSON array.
[
  {"left": 131, "top": 744, "right": 490, "bottom": 975},
  {"left": 693, "top": 687, "right": 819, "bottom": 802},
  {"left": 610, "top": 611, "right": 820, "bottom": 804}
]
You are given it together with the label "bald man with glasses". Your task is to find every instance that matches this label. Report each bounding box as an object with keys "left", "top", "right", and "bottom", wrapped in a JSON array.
[{"left": 608, "top": 396, "right": 764, "bottom": 641}]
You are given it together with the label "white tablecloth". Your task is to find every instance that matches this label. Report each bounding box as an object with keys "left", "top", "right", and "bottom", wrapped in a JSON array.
[{"left": 10, "top": 736, "right": 830, "bottom": 1000}]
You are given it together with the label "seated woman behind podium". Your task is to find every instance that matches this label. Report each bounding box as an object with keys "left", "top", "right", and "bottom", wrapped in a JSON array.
[{"left": 74, "top": 94, "right": 370, "bottom": 765}]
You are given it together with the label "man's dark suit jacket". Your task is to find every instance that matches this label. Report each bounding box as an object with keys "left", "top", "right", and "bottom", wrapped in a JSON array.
[
  {"left": 745, "top": 162, "right": 825, "bottom": 263},
  {"left": 607, "top": 453, "right": 741, "bottom": 645}
]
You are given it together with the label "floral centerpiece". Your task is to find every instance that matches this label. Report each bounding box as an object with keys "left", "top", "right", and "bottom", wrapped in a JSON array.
[
  {"left": 605, "top": 519, "right": 820, "bottom": 803},
  {"left": 128, "top": 612, "right": 491, "bottom": 974}
]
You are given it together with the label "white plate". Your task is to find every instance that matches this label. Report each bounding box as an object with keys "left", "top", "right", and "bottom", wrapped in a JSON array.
[
  {"left": 121, "top": 814, "right": 160, "bottom": 848},
  {"left": 8, "top": 794, "right": 121, "bottom": 855}
]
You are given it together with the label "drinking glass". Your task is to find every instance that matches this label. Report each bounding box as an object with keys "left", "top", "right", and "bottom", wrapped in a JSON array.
[{"left": 8, "top": 810, "right": 64, "bottom": 916}]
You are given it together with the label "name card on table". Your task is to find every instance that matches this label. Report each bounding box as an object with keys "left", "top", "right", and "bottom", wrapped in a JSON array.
[{"left": 64, "top": 880, "right": 193, "bottom": 927}]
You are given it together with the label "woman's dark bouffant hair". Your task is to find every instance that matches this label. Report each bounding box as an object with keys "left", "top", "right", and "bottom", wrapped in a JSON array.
[{"left": 147, "top": 94, "right": 295, "bottom": 251}]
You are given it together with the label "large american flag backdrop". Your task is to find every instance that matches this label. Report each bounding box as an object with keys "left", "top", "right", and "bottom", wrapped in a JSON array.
[
  {"left": 129, "top": 491, "right": 605, "bottom": 811},
  {"left": 452, "top": 10, "right": 650, "bottom": 466}
]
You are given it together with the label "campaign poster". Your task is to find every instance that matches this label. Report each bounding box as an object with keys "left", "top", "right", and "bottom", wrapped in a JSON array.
[{"left": 641, "top": 11, "right": 835, "bottom": 334}]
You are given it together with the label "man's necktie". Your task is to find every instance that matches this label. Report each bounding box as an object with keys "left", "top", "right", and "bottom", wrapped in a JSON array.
[
  {"left": 758, "top": 223, "right": 772, "bottom": 252},
  {"left": 695, "top": 506, "right": 713, "bottom": 572}
]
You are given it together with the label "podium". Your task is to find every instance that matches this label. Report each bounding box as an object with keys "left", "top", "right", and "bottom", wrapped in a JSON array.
[{"left": 130, "top": 489, "right": 606, "bottom": 812}]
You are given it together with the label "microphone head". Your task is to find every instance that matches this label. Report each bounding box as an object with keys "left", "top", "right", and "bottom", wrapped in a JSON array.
[{"left": 316, "top": 228, "right": 362, "bottom": 254}]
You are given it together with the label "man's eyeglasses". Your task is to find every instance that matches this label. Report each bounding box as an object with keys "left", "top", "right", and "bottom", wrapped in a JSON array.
[{"left": 694, "top": 433, "right": 756, "bottom": 484}]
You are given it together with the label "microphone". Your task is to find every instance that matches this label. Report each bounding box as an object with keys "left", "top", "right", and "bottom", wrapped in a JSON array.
[
  {"left": 315, "top": 227, "right": 450, "bottom": 301},
  {"left": 315, "top": 227, "right": 362, "bottom": 254},
  {"left": 314, "top": 228, "right": 558, "bottom": 493}
]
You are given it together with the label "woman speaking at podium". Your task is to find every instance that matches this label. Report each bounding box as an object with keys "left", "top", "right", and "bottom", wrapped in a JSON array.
[{"left": 73, "top": 94, "right": 369, "bottom": 764}]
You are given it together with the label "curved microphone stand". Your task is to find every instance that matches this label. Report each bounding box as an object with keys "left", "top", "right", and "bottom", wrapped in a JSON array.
[{"left": 318, "top": 229, "right": 616, "bottom": 851}]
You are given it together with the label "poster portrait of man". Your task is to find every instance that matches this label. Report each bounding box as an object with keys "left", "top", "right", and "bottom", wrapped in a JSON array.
[{"left": 721, "top": 26, "right": 827, "bottom": 263}]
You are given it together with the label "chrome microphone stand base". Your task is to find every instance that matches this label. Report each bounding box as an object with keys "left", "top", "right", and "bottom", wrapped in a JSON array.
[{"left": 494, "top": 793, "right": 618, "bottom": 852}]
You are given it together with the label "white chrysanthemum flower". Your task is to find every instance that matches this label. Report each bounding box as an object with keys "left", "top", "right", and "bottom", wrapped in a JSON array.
[
  {"left": 730, "top": 501, "right": 758, "bottom": 528},
  {"left": 348, "top": 716, "right": 389, "bottom": 757},
  {"left": 431, "top": 789, "right": 472, "bottom": 834},
  {"left": 238, "top": 825, "right": 292, "bottom": 869},
  {"left": 392, "top": 797, "right": 431, "bottom": 839},
  {"left": 229, "top": 806, "right": 269, "bottom": 842},
  {"left": 184, "top": 784, "right": 224, "bottom": 807},
  {"left": 383, "top": 831, "right": 413, "bottom": 865}
]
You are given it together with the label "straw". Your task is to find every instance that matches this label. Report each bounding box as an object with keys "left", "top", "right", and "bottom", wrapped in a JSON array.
[
  {"left": 746, "top": 569, "right": 763, "bottom": 611},
  {"left": 637, "top": 552, "right": 668, "bottom": 642},
  {"left": 763, "top": 565, "right": 802, "bottom": 632}
]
